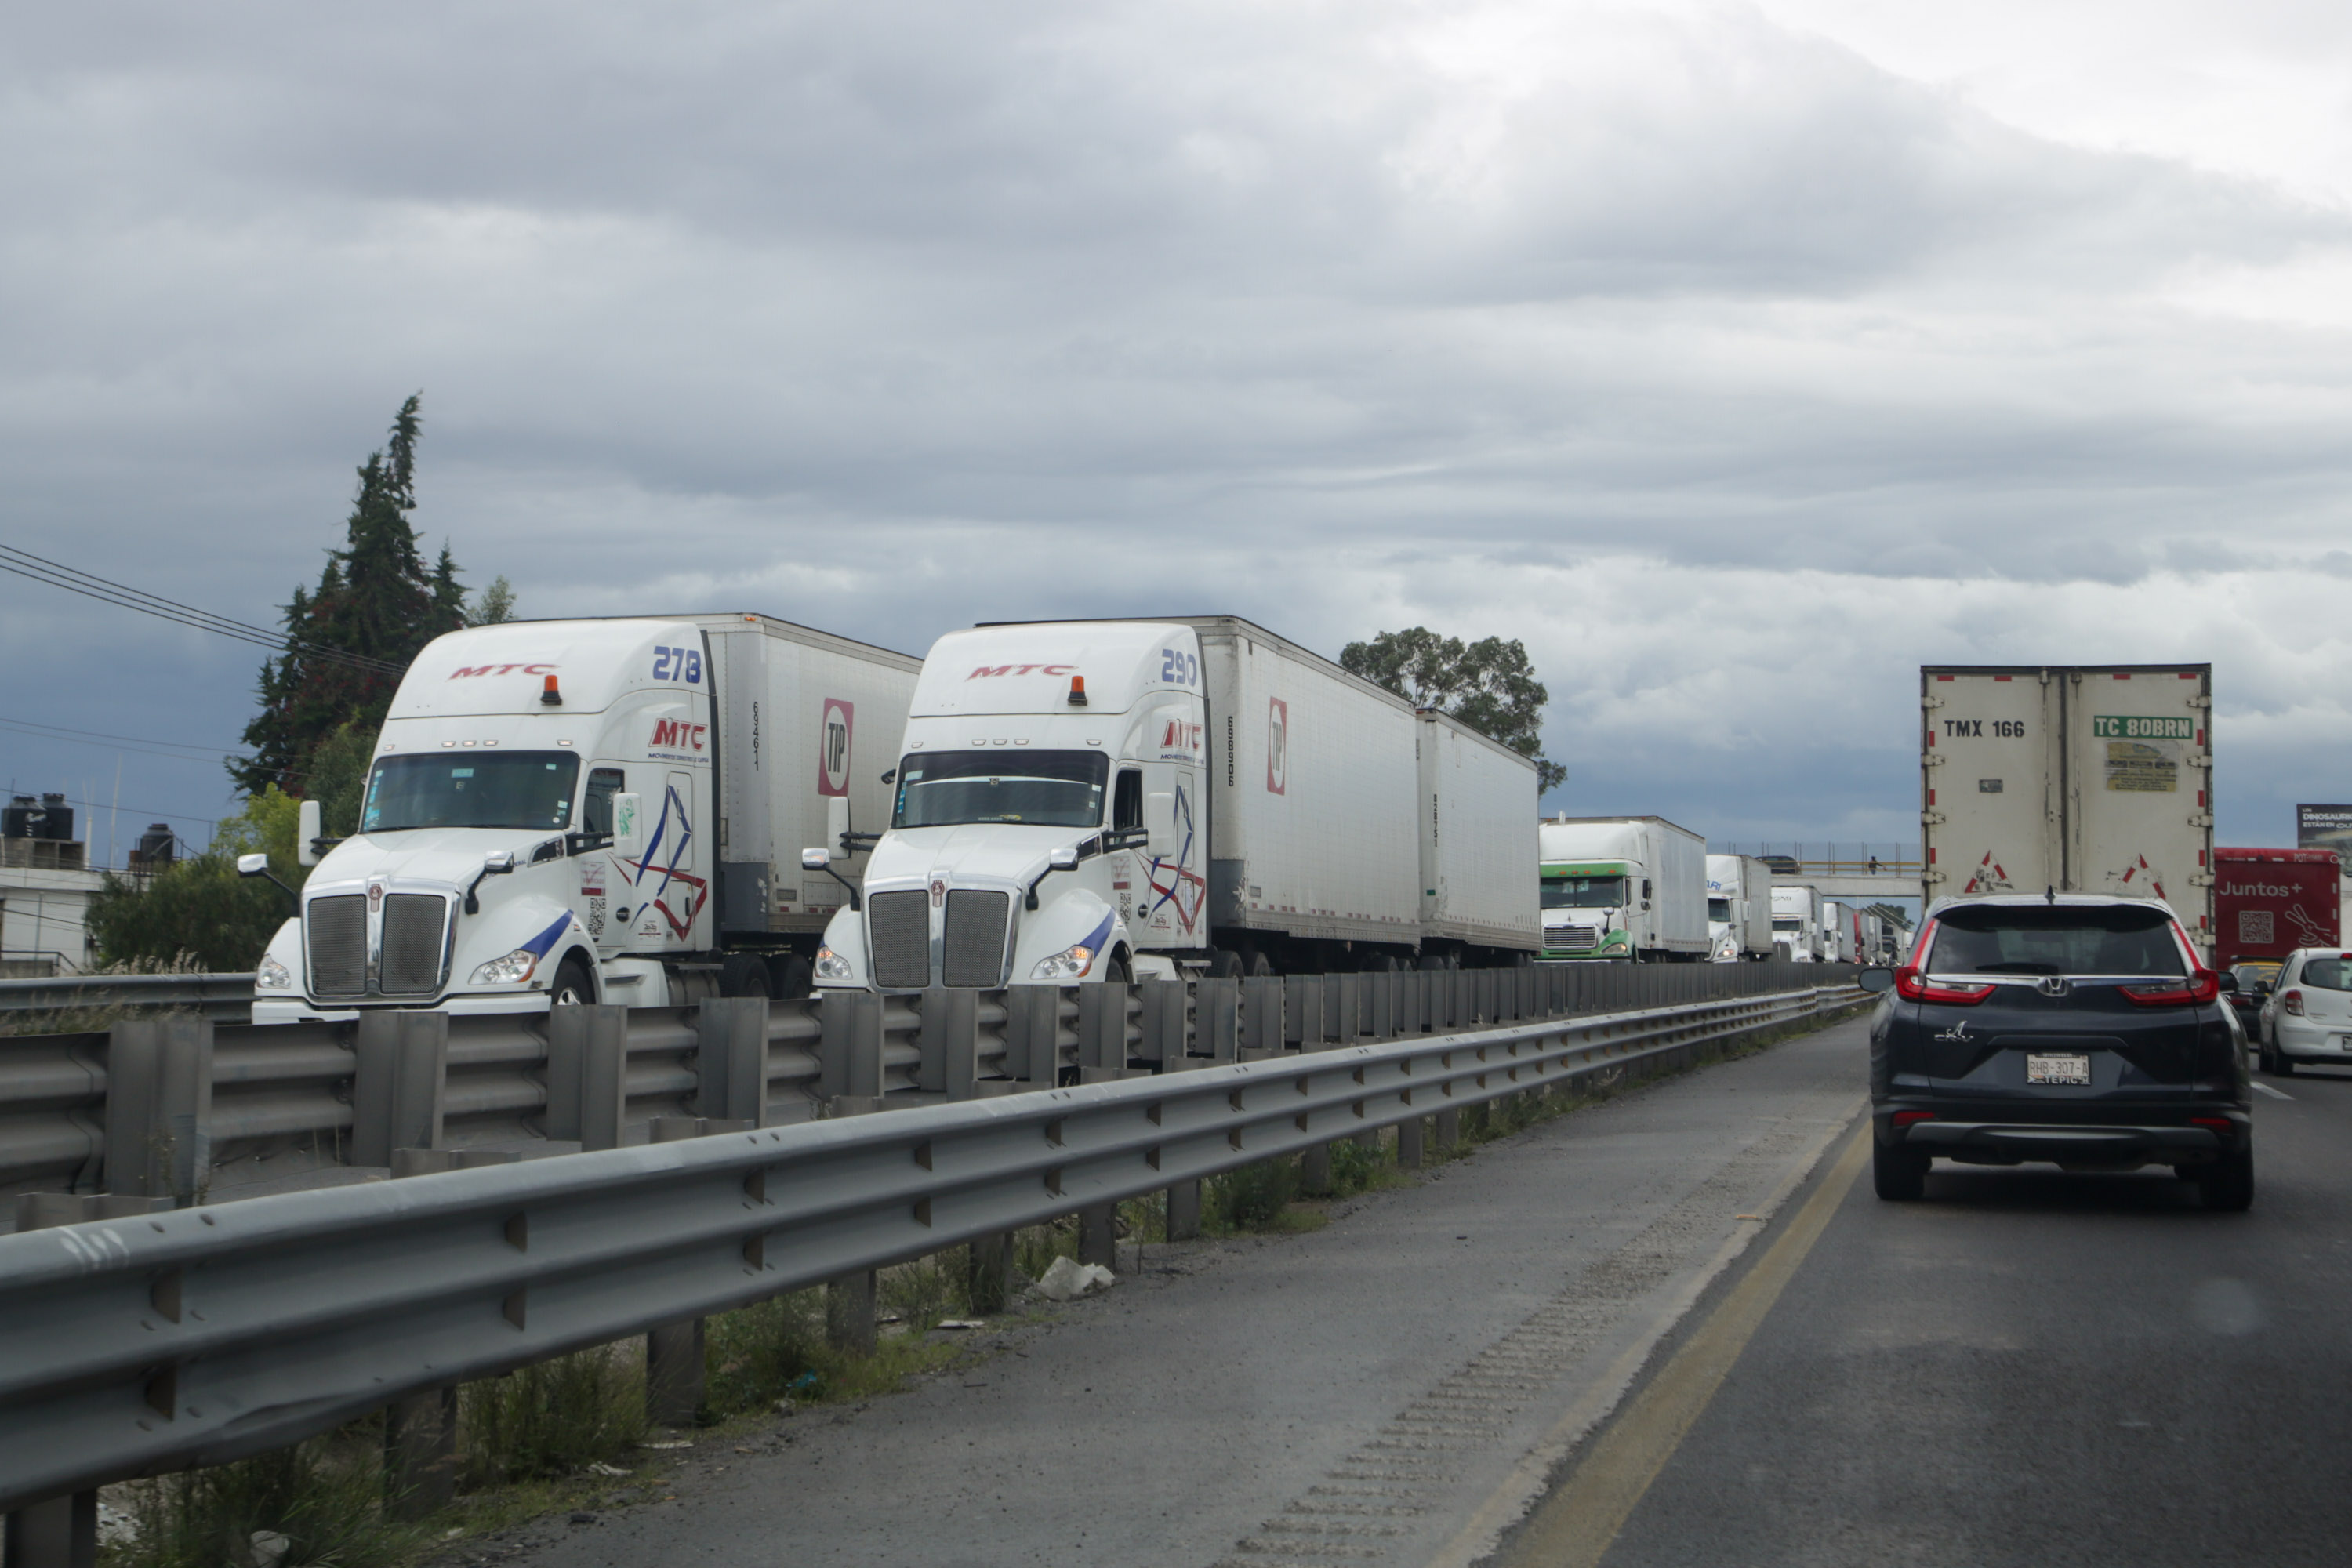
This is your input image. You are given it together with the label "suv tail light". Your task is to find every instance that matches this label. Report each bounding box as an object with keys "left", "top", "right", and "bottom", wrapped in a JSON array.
[
  {"left": 2283, "top": 989, "right": 2306, "bottom": 1017},
  {"left": 1893, "top": 967, "right": 1995, "bottom": 1005},
  {"left": 2120, "top": 969, "right": 2222, "bottom": 1007}
]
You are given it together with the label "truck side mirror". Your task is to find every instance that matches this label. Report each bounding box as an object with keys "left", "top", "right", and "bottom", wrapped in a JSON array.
[
  {"left": 802, "top": 847, "right": 830, "bottom": 870},
  {"left": 827, "top": 794, "right": 851, "bottom": 855},
  {"left": 236, "top": 853, "right": 270, "bottom": 877},
  {"left": 1049, "top": 844, "right": 1080, "bottom": 872},
  {"left": 297, "top": 799, "right": 323, "bottom": 867},
  {"left": 483, "top": 850, "right": 516, "bottom": 876},
  {"left": 613, "top": 793, "right": 642, "bottom": 863},
  {"left": 1145, "top": 791, "right": 1176, "bottom": 858}
]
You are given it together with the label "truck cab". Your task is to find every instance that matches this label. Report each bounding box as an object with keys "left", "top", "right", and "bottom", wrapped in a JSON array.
[{"left": 812, "top": 623, "right": 1206, "bottom": 990}]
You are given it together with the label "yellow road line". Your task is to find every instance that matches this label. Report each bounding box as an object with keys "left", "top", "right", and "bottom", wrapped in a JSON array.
[{"left": 1498, "top": 1123, "right": 1872, "bottom": 1568}]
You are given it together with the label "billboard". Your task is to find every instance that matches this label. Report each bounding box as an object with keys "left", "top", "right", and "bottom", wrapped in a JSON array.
[{"left": 2295, "top": 804, "right": 2352, "bottom": 868}]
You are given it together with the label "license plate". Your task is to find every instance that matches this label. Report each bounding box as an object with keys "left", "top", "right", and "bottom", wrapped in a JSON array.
[{"left": 2027, "top": 1052, "right": 2092, "bottom": 1086}]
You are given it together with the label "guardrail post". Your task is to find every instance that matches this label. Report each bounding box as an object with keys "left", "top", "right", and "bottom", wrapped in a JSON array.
[
  {"left": 1135, "top": 979, "right": 1186, "bottom": 1069},
  {"left": 644, "top": 1119, "right": 711, "bottom": 1428},
  {"left": 1079, "top": 982, "right": 1129, "bottom": 1070},
  {"left": 353, "top": 1011, "right": 448, "bottom": 1169},
  {"left": 695, "top": 997, "right": 769, "bottom": 1125},
  {"left": 379, "top": 1146, "right": 477, "bottom": 1521},
  {"left": 1078, "top": 1201, "right": 1117, "bottom": 1270},
  {"left": 1240, "top": 976, "right": 1283, "bottom": 1058},
  {"left": 821, "top": 991, "right": 885, "bottom": 1109},
  {"left": 926, "top": 989, "right": 981, "bottom": 1098},
  {"left": 1396, "top": 1112, "right": 1425, "bottom": 1169},
  {"left": 101, "top": 1014, "right": 212, "bottom": 1205},
  {"left": 1003, "top": 986, "right": 1059, "bottom": 1086},
  {"left": 967, "top": 1231, "right": 1011, "bottom": 1314},
  {"left": 1436, "top": 1106, "right": 1461, "bottom": 1152},
  {"left": 1369, "top": 972, "right": 1396, "bottom": 1040},
  {"left": 544, "top": 1004, "right": 629, "bottom": 1151},
  {"left": 1193, "top": 978, "right": 1239, "bottom": 1062}
]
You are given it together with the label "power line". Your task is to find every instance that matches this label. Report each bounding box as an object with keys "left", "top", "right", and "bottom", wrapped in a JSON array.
[
  {"left": 0, "top": 716, "right": 256, "bottom": 766},
  {"left": 0, "top": 545, "right": 409, "bottom": 677}
]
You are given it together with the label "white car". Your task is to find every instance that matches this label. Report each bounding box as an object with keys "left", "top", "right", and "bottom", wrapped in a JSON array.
[{"left": 2256, "top": 948, "right": 2352, "bottom": 1075}]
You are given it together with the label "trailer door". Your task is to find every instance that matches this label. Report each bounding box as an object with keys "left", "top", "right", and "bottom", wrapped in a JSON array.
[
  {"left": 1923, "top": 670, "right": 2059, "bottom": 902},
  {"left": 2060, "top": 668, "right": 2213, "bottom": 941}
]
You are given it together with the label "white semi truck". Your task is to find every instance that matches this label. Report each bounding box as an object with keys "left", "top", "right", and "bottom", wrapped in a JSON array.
[
  {"left": 808, "top": 617, "right": 1539, "bottom": 990},
  {"left": 1771, "top": 884, "right": 1824, "bottom": 960},
  {"left": 1537, "top": 817, "right": 1708, "bottom": 962},
  {"left": 249, "top": 616, "right": 920, "bottom": 1022},
  {"left": 1704, "top": 853, "right": 1775, "bottom": 961},
  {"left": 1920, "top": 662, "right": 2215, "bottom": 956}
]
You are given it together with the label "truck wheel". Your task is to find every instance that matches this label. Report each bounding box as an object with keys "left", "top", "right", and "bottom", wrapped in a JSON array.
[
  {"left": 719, "top": 954, "right": 771, "bottom": 998},
  {"left": 767, "top": 954, "right": 813, "bottom": 1000},
  {"left": 1417, "top": 952, "right": 1449, "bottom": 971},
  {"left": 1243, "top": 949, "right": 1275, "bottom": 978},
  {"left": 550, "top": 956, "right": 597, "bottom": 1008},
  {"left": 1207, "top": 949, "right": 1243, "bottom": 979},
  {"left": 1872, "top": 1137, "right": 1929, "bottom": 1201},
  {"left": 1107, "top": 951, "right": 1134, "bottom": 985},
  {"left": 2198, "top": 1143, "right": 2255, "bottom": 1211}
]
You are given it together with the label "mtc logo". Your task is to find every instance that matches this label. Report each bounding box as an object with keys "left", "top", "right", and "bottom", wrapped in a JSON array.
[
  {"left": 651, "top": 720, "right": 707, "bottom": 751},
  {"left": 1160, "top": 720, "right": 1202, "bottom": 751},
  {"left": 967, "top": 663, "right": 1076, "bottom": 678},
  {"left": 449, "top": 662, "right": 556, "bottom": 678}
]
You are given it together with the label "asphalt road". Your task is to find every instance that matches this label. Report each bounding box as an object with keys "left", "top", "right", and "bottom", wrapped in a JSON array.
[
  {"left": 471, "top": 1008, "right": 1871, "bottom": 1568},
  {"left": 1500, "top": 1050, "right": 2352, "bottom": 1568}
]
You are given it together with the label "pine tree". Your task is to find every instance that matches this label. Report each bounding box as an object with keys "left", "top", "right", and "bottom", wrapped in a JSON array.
[{"left": 232, "top": 395, "right": 466, "bottom": 795}]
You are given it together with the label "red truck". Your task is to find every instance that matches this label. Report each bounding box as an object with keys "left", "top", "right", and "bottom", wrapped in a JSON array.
[{"left": 2213, "top": 847, "right": 2340, "bottom": 968}]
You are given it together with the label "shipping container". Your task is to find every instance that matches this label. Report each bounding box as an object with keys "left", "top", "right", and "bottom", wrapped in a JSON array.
[{"left": 1920, "top": 664, "right": 2215, "bottom": 953}]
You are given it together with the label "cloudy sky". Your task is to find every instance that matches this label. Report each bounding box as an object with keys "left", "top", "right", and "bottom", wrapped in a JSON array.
[{"left": 5, "top": 0, "right": 2350, "bottom": 867}]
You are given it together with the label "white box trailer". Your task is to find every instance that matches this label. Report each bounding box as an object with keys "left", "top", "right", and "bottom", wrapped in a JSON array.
[
  {"left": 811, "top": 616, "right": 1539, "bottom": 990},
  {"left": 1704, "top": 853, "right": 1775, "bottom": 960},
  {"left": 1538, "top": 816, "right": 1709, "bottom": 961},
  {"left": 1921, "top": 664, "right": 2215, "bottom": 954},
  {"left": 1417, "top": 710, "right": 1543, "bottom": 954},
  {"left": 253, "top": 614, "right": 920, "bottom": 1022}
]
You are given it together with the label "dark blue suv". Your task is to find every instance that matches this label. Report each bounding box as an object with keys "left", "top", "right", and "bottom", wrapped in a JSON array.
[{"left": 1860, "top": 895, "right": 2252, "bottom": 1210}]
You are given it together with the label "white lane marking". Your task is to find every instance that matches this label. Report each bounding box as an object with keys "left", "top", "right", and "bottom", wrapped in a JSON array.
[{"left": 2252, "top": 1081, "right": 2294, "bottom": 1101}]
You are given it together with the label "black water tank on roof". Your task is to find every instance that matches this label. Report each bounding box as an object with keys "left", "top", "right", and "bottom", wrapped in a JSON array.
[
  {"left": 39, "top": 793, "right": 73, "bottom": 841},
  {"left": 2, "top": 796, "right": 34, "bottom": 839},
  {"left": 138, "top": 824, "right": 176, "bottom": 867}
]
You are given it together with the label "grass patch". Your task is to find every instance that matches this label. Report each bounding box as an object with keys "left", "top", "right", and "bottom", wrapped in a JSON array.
[
  {"left": 106, "top": 1429, "right": 430, "bottom": 1568},
  {"left": 459, "top": 1347, "right": 645, "bottom": 1488}
]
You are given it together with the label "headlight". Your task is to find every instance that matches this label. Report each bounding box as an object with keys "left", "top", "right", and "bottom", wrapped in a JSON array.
[
  {"left": 256, "top": 953, "right": 293, "bottom": 990},
  {"left": 1029, "top": 942, "right": 1097, "bottom": 982},
  {"left": 813, "top": 946, "right": 855, "bottom": 983},
  {"left": 470, "top": 948, "right": 539, "bottom": 985}
]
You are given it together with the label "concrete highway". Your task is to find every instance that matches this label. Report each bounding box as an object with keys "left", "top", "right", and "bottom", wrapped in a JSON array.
[{"left": 463, "top": 1012, "right": 2343, "bottom": 1568}]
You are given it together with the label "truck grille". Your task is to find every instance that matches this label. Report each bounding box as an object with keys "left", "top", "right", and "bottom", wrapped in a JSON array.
[
  {"left": 868, "top": 891, "right": 931, "bottom": 989},
  {"left": 307, "top": 895, "right": 368, "bottom": 996},
  {"left": 942, "top": 890, "right": 1011, "bottom": 989},
  {"left": 1545, "top": 923, "right": 1599, "bottom": 951},
  {"left": 379, "top": 894, "right": 450, "bottom": 996}
]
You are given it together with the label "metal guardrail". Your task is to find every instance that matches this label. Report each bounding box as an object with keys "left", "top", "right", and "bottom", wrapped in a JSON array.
[
  {"left": 0, "top": 962, "right": 1854, "bottom": 1202},
  {"left": 0, "top": 982, "right": 1860, "bottom": 1510},
  {"left": 0, "top": 972, "right": 255, "bottom": 1023}
]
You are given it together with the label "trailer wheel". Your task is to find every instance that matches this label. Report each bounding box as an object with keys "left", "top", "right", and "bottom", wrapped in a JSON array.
[
  {"left": 719, "top": 953, "right": 771, "bottom": 998},
  {"left": 550, "top": 955, "right": 597, "bottom": 1008},
  {"left": 1207, "top": 949, "right": 1244, "bottom": 979},
  {"left": 1242, "top": 948, "right": 1275, "bottom": 978}
]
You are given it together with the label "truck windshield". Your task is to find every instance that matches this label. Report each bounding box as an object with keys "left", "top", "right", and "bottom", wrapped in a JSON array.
[
  {"left": 1541, "top": 876, "right": 1624, "bottom": 909},
  {"left": 361, "top": 753, "right": 582, "bottom": 833},
  {"left": 893, "top": 750, "right": 1109, "bottom": 829},
  {"left": 1708, "top": 898, "right": 1731, "bottom": 922},
  {"left": 1772, "top": 916, "right": 1802, "bottom": 931},
  {"left": 1927, "top": 904, "right": 2185, "bottom": 977}
]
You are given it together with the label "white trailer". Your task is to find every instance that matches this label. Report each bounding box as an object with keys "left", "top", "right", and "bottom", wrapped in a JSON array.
[
  {"left": 1820, "top": 898, "right": 1860, "bottom": 963},
  {"left": 1538, "top": 817, "right": 1708, "bottom": 962},
  {"left": 1704, "top": 853, "right": 1775, "bottom": 960},
  {"left": 1771, "top": 884, "right": 1823, "bottom": 960},
  {"left": 1921, "top": 663, "right": 2215, "bottom": 956},
  {"left": 251, "top": 615, "right": 920, "bottom": 1022},
  {"left": 811, "top": 617, "right": 1538, "bottom": 991}
]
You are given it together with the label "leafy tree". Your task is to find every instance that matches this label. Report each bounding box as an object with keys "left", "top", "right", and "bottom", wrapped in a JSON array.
[
  {"left": 1339, "top": 627, "right": 1567, "bottom": 793},
  {"left": 233, "top": 394, "right": 466, "bottom": 796},
  {"left": 305, "top": 721, "right": 376, "bottom": 838},
  {"left": 466, "top": 574, "right": 518, "bottom": 626},
  {"left": 85, "top": 789, "right": 310, "bottom": 970}
]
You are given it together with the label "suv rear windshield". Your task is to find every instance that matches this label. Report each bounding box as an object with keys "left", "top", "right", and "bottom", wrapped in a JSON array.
[
  {"left": 1927, "top": 903, "right": 2185, "bottom": 978},
  {"left": 2298, "top": 957, "right": 2352, "bottom": 991}
]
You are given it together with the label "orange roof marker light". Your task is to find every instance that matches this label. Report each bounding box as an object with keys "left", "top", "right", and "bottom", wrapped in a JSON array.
[
  {"left": 540, "top": 673, "right": 563, "bottom": 706},
  {"left": 1067, "top": 675, "right": 1087, "bottom": 707}
]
